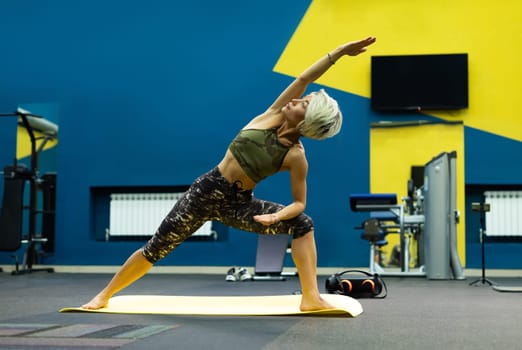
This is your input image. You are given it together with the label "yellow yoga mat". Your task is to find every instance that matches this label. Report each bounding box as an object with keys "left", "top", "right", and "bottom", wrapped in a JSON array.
[{"left": 60, "top": 294, "right": 363, "bottom": 317}]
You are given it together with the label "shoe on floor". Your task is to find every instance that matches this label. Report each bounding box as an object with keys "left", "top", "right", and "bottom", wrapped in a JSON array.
[
  {"left": 237, "top": 267, "right": 251, "bottom": 281},
  {"left": 226, "top": 267, "right": 238, "bottom": 282}
]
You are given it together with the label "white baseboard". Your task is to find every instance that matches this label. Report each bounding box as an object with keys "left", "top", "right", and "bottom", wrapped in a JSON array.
[{"left": 1, "top": 264, "right": 521, "bottom": 278}]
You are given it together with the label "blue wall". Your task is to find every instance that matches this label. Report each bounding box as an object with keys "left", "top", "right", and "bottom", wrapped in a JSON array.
[
  {"left": 0, "top": 1, "right": 371, "bottom": 267},
  {"left": 464, "top": 127, "right": 522, "bottom": 268},
  {"left": 465, "top": 127, "right": 522, "bottom": 185},
  {"left": 1, "top": 1, "right": 521, "bottom": 269}
]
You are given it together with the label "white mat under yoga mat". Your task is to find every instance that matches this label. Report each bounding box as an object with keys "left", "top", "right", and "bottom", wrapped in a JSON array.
[{"left": 493, "top": 285, "right": 522, "bottom": 293}]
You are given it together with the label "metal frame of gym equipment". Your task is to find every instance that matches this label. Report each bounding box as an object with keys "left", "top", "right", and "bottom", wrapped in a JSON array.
[
  {"left": 469, "top": 202, "right": 495, "bottom": 287},
  {"left": 351, "top": 151, "right": 465, "bottom": 279},
  {"left": 350, "top": 194, "right": 425, "bottom": 277},
  {"left": 0, "top": 108, "right": 56, "bottom": 275},
  {"left": 423, "top": 151, "right": 465, "bottom": 280},
  {"left": 252, "top": 233, "right": 297, "bottom": 281}
]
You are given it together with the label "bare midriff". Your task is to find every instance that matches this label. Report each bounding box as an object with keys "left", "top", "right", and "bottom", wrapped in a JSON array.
[{"left": 217, "top": 150, "right": 258, "bottom": 190}]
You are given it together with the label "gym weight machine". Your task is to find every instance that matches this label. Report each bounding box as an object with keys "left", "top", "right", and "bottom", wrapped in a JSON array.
[
  {"left": 351, "top": 151, "right": 465, "bottom": 279},
  {"left": 0, "top": 108, "right": 57, "bottom": 274}
]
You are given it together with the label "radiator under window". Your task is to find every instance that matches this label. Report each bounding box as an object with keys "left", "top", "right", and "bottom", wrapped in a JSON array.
[
  {"left": 108, "top": 192, "right": 216, "bottom": 239},
  {"left": 484, "top": 191, "right": 522, "bottom": 237}
]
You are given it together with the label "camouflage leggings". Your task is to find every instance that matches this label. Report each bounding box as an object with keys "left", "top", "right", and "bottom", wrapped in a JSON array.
[{"left": 142, "top": 167, "right": 314, "bottom": 263}]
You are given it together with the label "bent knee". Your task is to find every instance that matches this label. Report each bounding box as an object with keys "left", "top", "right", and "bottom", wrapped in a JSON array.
[
  {"left": 292, "top": 229, "right": 314, "bottom": 240},
  {"left": 291, "top": 214, "right": 314, "bottom": 239}
]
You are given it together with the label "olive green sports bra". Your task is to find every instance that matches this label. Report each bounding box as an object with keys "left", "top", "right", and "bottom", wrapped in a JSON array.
[{"left": 228, "top": 128, "right": 291, "bottom": 183}]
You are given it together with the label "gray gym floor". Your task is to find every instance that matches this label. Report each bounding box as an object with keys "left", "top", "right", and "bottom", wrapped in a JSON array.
[{"left": 0, "top": 270, "right": 521, "bottom": 349}]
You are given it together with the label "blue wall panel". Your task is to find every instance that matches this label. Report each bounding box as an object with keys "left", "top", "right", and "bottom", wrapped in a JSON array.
[
  {"left": 465, "top": 127, "right": 522, "bottom": 185},
  {"left": 2, "top": 0, "right": 374, "bottom": 267},
  {"left": 2, "top": 1, "right": 519, "bottom": 269}
]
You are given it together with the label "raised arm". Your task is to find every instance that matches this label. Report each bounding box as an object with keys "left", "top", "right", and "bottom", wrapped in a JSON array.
[{"left": 267, "top": 36, "right": 376, "bottom": 113}]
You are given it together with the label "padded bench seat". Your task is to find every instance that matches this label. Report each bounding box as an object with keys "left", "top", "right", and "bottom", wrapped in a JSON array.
[{"left": 349, "top": 193, "right": 398, "bottom": 212}]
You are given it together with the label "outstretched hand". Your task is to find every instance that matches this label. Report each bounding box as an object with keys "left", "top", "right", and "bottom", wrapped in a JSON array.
[{"left": 343, "top": 36, "right": 376, "bottom": 56}]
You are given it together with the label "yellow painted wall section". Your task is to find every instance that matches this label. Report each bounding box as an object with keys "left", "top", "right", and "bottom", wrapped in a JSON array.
[
  {"left": 275, "top": 0, "right": 522, "bottom": 141},
  {"left": 274, "top": 0, "right": 522, "bottom": 267},
  {"left": 370, "top": 124, "right": 466, "bottom": 265},
  {"left": 17, "top": 126, "right": 58, "bottom": 160}
]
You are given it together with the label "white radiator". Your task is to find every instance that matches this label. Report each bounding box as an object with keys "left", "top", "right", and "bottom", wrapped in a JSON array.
[
  {"left": 109, "top": 192, "right": 215, "bottom": 239},
  {"left": 484, "top": 191, "right": 522, "bottom": 237}
]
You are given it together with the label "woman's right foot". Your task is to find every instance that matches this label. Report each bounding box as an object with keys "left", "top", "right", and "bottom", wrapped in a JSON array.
[
  {"left": 299, "top": 294, "right": 334, "bottom": 312},
  {"left": 81, "top": 294, "right": 110, "bottom": 310}
]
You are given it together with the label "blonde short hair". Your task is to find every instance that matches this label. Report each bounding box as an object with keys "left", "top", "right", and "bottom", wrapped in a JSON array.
[{"left": 298, "top": 89, "right": 343, "bottom": 140}]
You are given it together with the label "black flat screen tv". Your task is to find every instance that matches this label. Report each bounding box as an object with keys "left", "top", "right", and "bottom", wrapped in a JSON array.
[{"left": 371, "top": 53, "right": 468, "bottom": 111}]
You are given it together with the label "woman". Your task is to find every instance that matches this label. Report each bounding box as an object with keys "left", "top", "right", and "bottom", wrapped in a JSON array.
[{"left": 83, "top": 36, "right": 376, "bottom": 311}]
